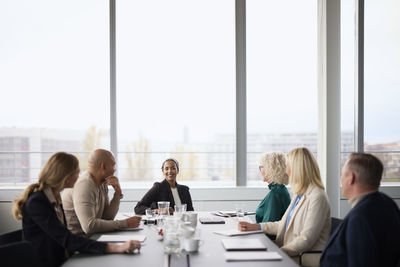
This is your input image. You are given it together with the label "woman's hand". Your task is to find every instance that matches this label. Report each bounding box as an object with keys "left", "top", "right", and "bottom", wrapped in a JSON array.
[
  {"left": 105, "top": 240, "right": 141, "bottom": 254},
  {"left": 238, "top": 221, "right": 260, "bottom": 232}
]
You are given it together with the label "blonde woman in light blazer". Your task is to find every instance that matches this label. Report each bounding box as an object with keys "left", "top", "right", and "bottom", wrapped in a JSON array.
[{"left": 238, "top": 147, "right": 331, "bottom": 266}]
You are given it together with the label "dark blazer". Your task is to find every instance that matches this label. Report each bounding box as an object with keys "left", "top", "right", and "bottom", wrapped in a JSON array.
[
  {"left": 134, "top": 179, "right": 194, "bottom": 215},
  {"left": 320, "top": 192, "right": 400, "bottom": 267},
  {"left": 22, "top": 190, "right": 107, "bottom": 267}
]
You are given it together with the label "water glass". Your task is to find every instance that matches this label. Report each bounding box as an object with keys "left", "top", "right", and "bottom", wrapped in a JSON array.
[
  {"left": 174, "top": 204, "right": 187, "bottom": 215},
  {"left": 235, "top": 205, "right": 245, "bottom": 220},
  {"left": 158, "top": 201, "right": 170, "bottom": 216},
  {"left": 145, "top": 208, "right": 154, "bottom": 219},
  {"left": 145, "top": 208, "right": 155, "bottom": 224}
]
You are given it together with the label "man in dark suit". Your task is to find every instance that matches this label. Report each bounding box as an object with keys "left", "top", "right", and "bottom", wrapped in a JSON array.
[{"left": 320, "top": 153, "right": 400, "bottom": 267}]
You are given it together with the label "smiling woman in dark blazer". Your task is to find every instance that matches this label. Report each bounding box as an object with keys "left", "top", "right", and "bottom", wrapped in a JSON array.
[
  {"left": 12, "top": 152, "right": 141, "bottom": 267},
  {"left": 134, "top": 158, "right": 194, "bottom": 215}
]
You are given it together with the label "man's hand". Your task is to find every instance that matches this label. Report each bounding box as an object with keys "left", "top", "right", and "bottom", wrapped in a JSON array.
[
  {"left": 105, "top": 175, "right": 122, "bottom": 196},
  {"left": 238, "top": 221, "right": 259, "bottom": 232},
  {"left": 126, "top": 216, "right": 141, "bottom": 228}
]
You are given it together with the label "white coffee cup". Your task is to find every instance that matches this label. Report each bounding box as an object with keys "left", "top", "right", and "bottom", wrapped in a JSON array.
[
  {"left": 179, "top": 225, "right": 195, "bottom": 238},
  {"left": 183, "top": 238, "right": 202, "bottom": 252}
]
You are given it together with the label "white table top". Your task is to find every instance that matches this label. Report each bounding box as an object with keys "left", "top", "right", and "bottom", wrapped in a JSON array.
[{"left": 62, "top": 212, "right": 299, "bottom": 267}]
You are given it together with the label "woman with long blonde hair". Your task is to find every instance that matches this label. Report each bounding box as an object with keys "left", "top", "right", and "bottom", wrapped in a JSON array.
[
  {"left": 13, "top": 152, "right": 141, "bottom": 267},
  {"left": 239, "top": 147, "right": 331, "bottom": 266}
]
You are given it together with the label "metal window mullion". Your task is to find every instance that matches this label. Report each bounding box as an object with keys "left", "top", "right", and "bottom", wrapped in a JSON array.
[
  {"left": 236, "top": 0, "right": 246, "bottom": 187},
  {"left": 355, "top": 0, "right": 364, "bottom": 153},
  {"left": 110, "top": 0, "right": 118, "bottom": 169}
]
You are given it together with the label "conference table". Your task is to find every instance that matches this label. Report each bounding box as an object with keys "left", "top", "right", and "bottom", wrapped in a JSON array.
[{"left": 62, "top": 212, "right": 299, "bottom": 267}]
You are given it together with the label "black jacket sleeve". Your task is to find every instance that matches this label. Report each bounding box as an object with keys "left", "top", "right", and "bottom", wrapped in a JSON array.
[
  {"left": 134, "top": 182, "right": 161, "bottom": 215},
  {"left": 23, "top": 192, "right": 107, "bottom": 267}
]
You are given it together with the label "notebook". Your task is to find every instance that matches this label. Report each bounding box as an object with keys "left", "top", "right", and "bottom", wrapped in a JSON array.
[
  {"left": 213, "top": 229, "right": 263, "bottom": 236},
  {"left": 199, "top": 217, "right": 225, "bottom": 224},
  {"left": 221, "top": 238, "right": 267, "bottom": 251},
  {"left": 97, "top": 234, "right": 146, "bottom": 243},
  {"left": 224, "top": 251, "right": 283, "bottom": 261},
  {"left": 212, "top": 211, "right": 256, "bottom": 217}
]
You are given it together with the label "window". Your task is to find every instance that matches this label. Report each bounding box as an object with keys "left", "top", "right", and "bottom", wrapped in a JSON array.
[
  {"left": 116, "top": 0, "right": 236, "bottom": 186},
  {"left": 340, "top": 0, "right": 355, "bottom": 168},
  {"left": 0, "top": 0, "right": 110, "bottom": 184},
  {"left": 246, "top": 0, "right": 318, "bottom": 185},
  {"left": 364, "top": 0, "right": 400, "bottom": 182},
  {"left": 1, "top": 1, "right": 398, "bottom": 187}
]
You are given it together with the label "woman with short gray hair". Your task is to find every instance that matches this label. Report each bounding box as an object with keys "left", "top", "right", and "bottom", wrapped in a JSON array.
[{"left": 255, "top": 152, "right": 290, "bottom": 225}]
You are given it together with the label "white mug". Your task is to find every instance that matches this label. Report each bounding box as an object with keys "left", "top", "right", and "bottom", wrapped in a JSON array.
[
  {"left": 179, "top": 225, "right": 195, "bottom": 238},
  {"left": 183, "top": 238, "right": 203, "bottom": 252}
]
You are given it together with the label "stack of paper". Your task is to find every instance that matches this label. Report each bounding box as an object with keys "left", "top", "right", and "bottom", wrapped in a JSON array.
[
  {"left": 97, "top": 235, "right": 146, "bottom": 243},
  {"left": 224, "top": 251, "right": 282, "bottom": 261},
  {"left": 214, "top": 229, "right": 262, "bottom": 236},
  {"left": 221, "top": 238, "right": 267, "bottom": 251},
  {"left": 211, "top": 211, "right": 255, "bottom": 217}
]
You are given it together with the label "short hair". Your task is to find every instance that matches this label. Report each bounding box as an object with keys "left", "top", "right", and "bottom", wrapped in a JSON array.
[
  {"left": 161, "top": 158, "right": 179, "bottom": 172},
  {"left": 259, "top": 152, "right": 289, "bottom": 185},
  {"left": 287, "top": 147, "right": 324, "bottom": 195},
  {"left": 346, "top": 153, "right": 383, "bottom": 188}
]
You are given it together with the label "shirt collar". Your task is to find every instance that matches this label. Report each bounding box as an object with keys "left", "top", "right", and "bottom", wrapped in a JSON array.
[
  {"left": 268, "top": 182, "right": 276, "bottom": 190},
  {"left": 348, "top": 190, "right": 377, "bottom": 208},
  {"left": 43, "top": 186, "right": 61, "bottom": 207}
]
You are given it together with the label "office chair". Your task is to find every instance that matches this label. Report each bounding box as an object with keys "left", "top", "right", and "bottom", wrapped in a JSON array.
[
  {"left": 298, "top": 217, "right": 342, "bottom": 267},
  {"left": 0, "top": 229, "right": 36, "bottom": 267}
]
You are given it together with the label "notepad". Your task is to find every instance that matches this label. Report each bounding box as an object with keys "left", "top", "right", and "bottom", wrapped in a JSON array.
[
  {"left": 221, "top": 238, "right": 267, "bottom": 251},
  {"left": 224, "top": 251, "right": 282, "bottom": 261},
  {"left": 199, "top": 218, "right": 225, "bottom": 224},
  {"left": 212, "top": 211, "right": 256, "bottom": 217},
  {"left": 97, "top": 234, "right": 146, "bottom": 243},
  {"left": 214, "top": 229, "right": 262, "bottom": 236}
]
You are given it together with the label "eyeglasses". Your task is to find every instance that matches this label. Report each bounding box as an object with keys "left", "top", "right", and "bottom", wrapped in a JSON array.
[{"left": 258, "top": 166, "right": 264, "bottom": 172}]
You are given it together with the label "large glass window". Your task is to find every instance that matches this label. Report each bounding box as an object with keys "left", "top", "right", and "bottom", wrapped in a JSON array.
[
  {"left": 0, "top": 0, "right": 110, "bottom": 184},
  {"left": 364, "top": 0, "right": 400, "bottom": 182},
  {"left": 340, "top": 0, "right": 355, "bottom": 168},
  {"left": 116, "top": 0, "right": 236, "bottom": 186},
  {"left": 246, "top": 0, "right": 318, "bottom": 185}
]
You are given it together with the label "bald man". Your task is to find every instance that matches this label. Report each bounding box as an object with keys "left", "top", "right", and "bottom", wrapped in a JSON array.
[{"left": 62, "top": 149, "right": 141, "bottom": 236}]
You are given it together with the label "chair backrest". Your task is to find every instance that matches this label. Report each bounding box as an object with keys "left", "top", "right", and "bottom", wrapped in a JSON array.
[
  {"left": 0, "top": 229, "right": 22, "bottom": 245},
  {"left": 330, "top": 217, "right": 342, "bottom": 235}
]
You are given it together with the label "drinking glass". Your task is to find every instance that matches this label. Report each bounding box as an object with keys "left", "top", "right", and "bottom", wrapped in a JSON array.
[
  {"left": 174, "top": 204, "right": 187, "bottom": 215},
  {"left": 158, "top": 201, "right": 170, "bottom": 216},
  {"left": 235, "top": 204, "right": 245, "bottom": 220},
  {"left": 145, "top": 208, "right": 155, "bottom": 225}
]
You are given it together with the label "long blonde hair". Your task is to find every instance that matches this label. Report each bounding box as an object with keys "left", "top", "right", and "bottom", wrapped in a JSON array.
[
  {"left": 12, "top": 152, "right": 79, "bottom": 220},
  {"left": 287, "top": 147, "right": 324, "bottom": 195}
]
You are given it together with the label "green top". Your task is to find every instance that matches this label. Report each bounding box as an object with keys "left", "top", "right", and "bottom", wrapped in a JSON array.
[{"left": 255, "top": 183, "right": 291, "bottom": 223}]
